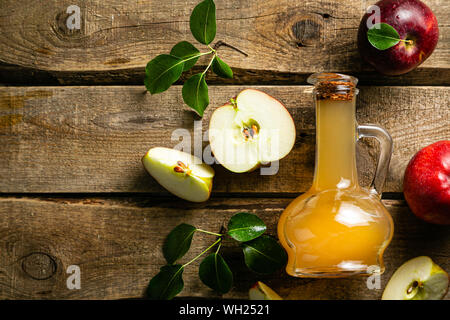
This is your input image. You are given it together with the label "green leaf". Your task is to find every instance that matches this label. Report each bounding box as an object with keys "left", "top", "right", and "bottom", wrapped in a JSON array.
[
  {"left": 367, "top": 23, "right": 400, "bottom": 50},
  {"left": 146, "top": 264, "right": 184, "bottom": 300},
  {"left": 199, "top": 253, "right": 233, "bottom": 294},
  {"left": 190, "top": 0, "right": 216, "bottom": 45},
  {"left": 227, "top": 212, "right": 266, "bottom": 242},
  {"left": 170, "top": 41, "right": 201, "bottom": 72},
  {"left": 163, "top": 223, "right": 196, "bottom": 264},
  {"left": 145, "top": 54, "right": 184, "bottom": 94},
  {"left": 182, "top": 73, "right": 209, "bottom": 116},
  {"left": 212, "top": 56, "right": 233, "bottom": 79},
  {"left": 242, "top": 235, "right": 287, "bottom": 274}
]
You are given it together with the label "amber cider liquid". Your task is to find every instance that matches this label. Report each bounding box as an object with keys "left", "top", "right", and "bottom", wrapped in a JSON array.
[{"left": 278, "top": 97, "right": 393, "bottom": 277}]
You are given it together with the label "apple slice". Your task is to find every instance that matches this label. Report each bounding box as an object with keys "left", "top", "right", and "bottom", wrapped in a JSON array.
[
  {"left": 249, "top": 281, "right": 283, "bottom": 300},
  {"left": 382, "top": 256, "right": 449, "bottom": 300},
  {"left": 209, "top": 89, "right": 296, "bottom": 173},
  {"left": 142, "top": 147, "right": 214, "bottom": 202}
]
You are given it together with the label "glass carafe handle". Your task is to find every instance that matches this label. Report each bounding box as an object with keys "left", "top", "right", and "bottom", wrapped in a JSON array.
[{"left": 357, "top": 124, "right": 393, "bottom": 197}]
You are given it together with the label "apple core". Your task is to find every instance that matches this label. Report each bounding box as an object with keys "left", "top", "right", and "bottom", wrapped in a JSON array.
[
  {"left": 174, "top": 161, "right": 192, "bottom": 175},
  {"left": 241, "top": 119, "right": 260, "bottom": 140}
]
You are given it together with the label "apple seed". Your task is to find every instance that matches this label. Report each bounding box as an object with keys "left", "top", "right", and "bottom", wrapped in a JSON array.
[
  {"left": 174, "top": 161, "right": 192, "bottom": 175},
  {"left": 406, "top": 280, "right": 419, "bottom": 295},
  {"left": 241, "top": 120, "right": 260, "bottom": 140}
]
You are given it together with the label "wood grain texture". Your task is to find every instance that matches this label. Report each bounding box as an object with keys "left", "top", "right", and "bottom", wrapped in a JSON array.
[
  {"left": 0, "top": 0, "right": 448, "bottom": 85},
  {"left": 0, "top": 85, "right": 448, "bottom": 193},
  {"left": 0, "top": 196, "right": 448, "bottom": 300}
]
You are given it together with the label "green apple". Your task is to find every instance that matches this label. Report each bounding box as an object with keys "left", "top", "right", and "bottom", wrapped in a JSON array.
[
  {"left": 249, "top": 281, "right": 283, "bottom": 300},
  {"left": 142, "top": 147, "right": 214, "bottom": 202},
  {"left": 209, "top": 89, "right": 296, "bottom": 173},
  {"left": 382, "top": 256, "right": 449, "bottom": 300}
]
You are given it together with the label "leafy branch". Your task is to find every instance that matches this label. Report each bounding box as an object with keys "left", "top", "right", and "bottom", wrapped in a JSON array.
[
  {"left": 145, "top": 0, "right": 242, "bottom": 117},
  {"left": 146, "top": 212, "right": 287, "bottom": 300}
]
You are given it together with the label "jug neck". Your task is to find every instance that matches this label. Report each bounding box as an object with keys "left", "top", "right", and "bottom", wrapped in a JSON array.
[{"left": 311, "top": 80, "right": 359, "bottom": 191}]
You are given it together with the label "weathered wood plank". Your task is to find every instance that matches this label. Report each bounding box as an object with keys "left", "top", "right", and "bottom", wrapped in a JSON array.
[
  {"left": 0, "top": 0, "right": 448, "bottom": 85},
  {"left": 0, "top": 196, "right": 448, "bottom": 300},
  {"left": 2, "top": 62, "right": 450, "bottom": 87},
  {"left": 0, "top": 85, "right": 448, "bottom": 193}
]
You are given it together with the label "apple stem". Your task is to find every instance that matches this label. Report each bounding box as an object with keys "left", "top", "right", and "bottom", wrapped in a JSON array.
[
  {"left": 400, "top": 38, "right": 414, "bottom": 45},
  {"left": 230, "top": 98, "right": 237, "bottom": 108}
]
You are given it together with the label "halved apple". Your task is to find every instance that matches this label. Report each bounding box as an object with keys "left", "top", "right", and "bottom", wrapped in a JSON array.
[
  {"left": 142, "top": 147, "right": 214, "bottom": 202},
  {"left": 209, "top": 89, "right": 296, "bottom": 173},
  {"left": 249, "top": 281, "right": 283, "bottom": 300},
  {"left": 382, "top": 256, "right": 449, "bottom": 300}
]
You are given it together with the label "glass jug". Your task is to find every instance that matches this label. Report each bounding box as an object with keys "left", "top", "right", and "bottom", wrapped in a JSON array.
[{"left": 278, "top": 73, "right": 394, "bottom": 278}]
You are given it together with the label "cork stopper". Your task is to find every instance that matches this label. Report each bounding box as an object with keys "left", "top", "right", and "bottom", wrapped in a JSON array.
[{"left": 307, "top": 73, "right": 358, "bottom": 101}]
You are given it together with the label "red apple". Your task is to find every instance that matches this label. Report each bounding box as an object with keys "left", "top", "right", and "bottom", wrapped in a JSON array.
[
  {"left": 358, "top": 0, "right": 439, "bottom": 75},
  {"left": 403, "top": 141, "right": 450, "bottom": 225}
]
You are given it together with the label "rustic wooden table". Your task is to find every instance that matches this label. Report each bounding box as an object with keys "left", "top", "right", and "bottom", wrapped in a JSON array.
[{"left": 0, "top": 0, "right": 448, "bottom": 300}]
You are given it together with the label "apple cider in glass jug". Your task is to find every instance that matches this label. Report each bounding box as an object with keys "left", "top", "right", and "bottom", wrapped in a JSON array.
[{"left": 278, "top": 73, "right": 394, "bottom": 277}]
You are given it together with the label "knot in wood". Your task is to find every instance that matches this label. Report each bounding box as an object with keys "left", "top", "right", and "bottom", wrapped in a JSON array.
[
  {"left": 21, "top": 252, "right": 57, "bottom": 280},
  {"left": 53, "top": 10, "right": 83, "bottom": 40},
  {"left": 292, "top": 19, "right": 321, "bottom": 47}
]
